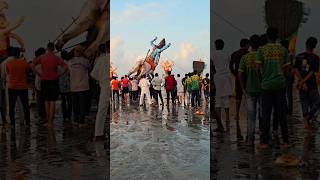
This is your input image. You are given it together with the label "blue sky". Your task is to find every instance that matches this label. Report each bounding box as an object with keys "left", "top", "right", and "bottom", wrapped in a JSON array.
[{"left": 111, "top": 0, "right": 210, "bottom": 76}]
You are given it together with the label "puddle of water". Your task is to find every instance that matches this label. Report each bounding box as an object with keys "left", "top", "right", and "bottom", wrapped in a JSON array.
[{"left": 111, "top": 99, "right": 210, "bottom": 180}]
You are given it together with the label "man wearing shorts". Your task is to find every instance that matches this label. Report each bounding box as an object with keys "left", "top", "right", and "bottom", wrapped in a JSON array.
[
  {"left": 32, "top": 42, "right": 68, "bottom": 128},
  {"left": 121, "top": 75, "right": 130, "bottom": 103},
  {"left": 230, "top": 39, "right": 249, "bottom": 122},
  {"left": 212, "top": 39, "right": 232, "bottom": 132}
]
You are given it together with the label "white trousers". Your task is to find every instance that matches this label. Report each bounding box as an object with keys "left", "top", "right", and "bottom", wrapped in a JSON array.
[
  {"left": 95, "top": 81, "right": 108, "bottom": 137},
  {"left": 139, "top": 89, "right": 152, "bottom": 105}
]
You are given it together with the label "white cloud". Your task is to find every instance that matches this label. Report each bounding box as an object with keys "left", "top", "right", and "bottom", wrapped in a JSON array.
[
  {"left": 112, "top": 2, "right": 164, "bottom": 24},
  {"left": 174, "top": 42, "right": 196, "bottom": 61}
]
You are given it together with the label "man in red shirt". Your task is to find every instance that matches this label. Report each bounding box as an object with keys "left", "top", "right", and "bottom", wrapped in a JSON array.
[
  {"left": 31, "top": 43, "right": 68, "bottom": 128},
  {"left": 121, "top": 75, "right": 130, "bottom": 103},
  {"left": 6, "top": 47, "right": 30, "bottom": 127},
  {"left": 165, "top": 71, "right": 177, "bottom": 106},
  {"left": 111, "top": 76, "right": 120, "bottom": 102}
]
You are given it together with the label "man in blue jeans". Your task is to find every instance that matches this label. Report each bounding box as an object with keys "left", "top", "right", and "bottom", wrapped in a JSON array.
[
  {"left": 256, "top": 28, "right": 290, "bottom": 149},
  {"left": 238, "top": 35, "right": 261, "bottom": 146}
]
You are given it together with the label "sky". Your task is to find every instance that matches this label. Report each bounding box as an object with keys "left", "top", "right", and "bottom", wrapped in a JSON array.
[
  {"left": 212, "top": 0, "right": 320, "bottom": 56},
  {"left": 5, "top": 0, "right": 87, "bottom": 60},
  {"left": 111, "top": 0, "right": 210, "bottom": 77}
]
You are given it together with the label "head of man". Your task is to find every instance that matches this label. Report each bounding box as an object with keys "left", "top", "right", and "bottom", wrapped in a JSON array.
[
  {"left": 306, "top": 37, "right": 318, "bottom": 51},
  {"left": 35, "top": 47, "right": 46, "bottom": 58},
  {"left": 8, "top": 47, "right": 20, "bottom": 58},
  {"left": 280, "top": 39, "right": 289, "bottom": 50},
  {"left": 155, "top": 73, "right": 158, "bottom": 77},
  {"left": 240, "top": 38, "right": 250, "bottom": 50},
  {"left": 215, "top": 39, "right": 224, "bottom": 50},
  {"left": 193, "top": 70, "right": 198, "bottom": 76},
  {"left": 250, "top": 34, "right": 260, "bottom": 50},
  {"left": 167, "top": 71, "right": 171, "bottom": 75},
  {"left": 266, "top": 27, "right": 278, "bottom": 43},
  {"left": 47, "top": 42, "right": 55, "bottom": 52}
]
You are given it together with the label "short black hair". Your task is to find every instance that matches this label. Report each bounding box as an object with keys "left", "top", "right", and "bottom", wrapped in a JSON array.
[
  {"left": 206, "top": 73, "right": 209, "bottom": 77},
  {"left": 177, "top": 74, "right": 180, "bottom": 77},
  {"left": 155, "top": 73, "right": 158, "bottom": 77},
  {"left": 8, "top": 47, "right": 20, "bottom": 58},
  {"left": 47, "top": 42, "right": 55, "bottom": 51},
  {"left": 280, "top": 39, "right": 289, "bottom": 50},
  {"left": 167, "top": 71, "right": 171, "bottom": 75},
  {"left": 215, "top": 39, "right": 224, "bottom": 50},
  {"left": 35, "top": 47, "right": 46, "bottom": 57},
  {"left": 7, "top": 47, "right": 16, "bottom": 57},
  {"left": 240, "top": 38, "right": 250, "bottom": 48},
  {"left": 266, "top": 27, "right": 278, "bottom": 42},
  {"left": 259, "top": 34, "right": 268, "bottom": 46},
  {"left": 306, "top": 37, "right": 318, "bottom": 49},
  {"left": 250, "top": 34, "right": 260, "bottom": 49},
  {"left": 61, "top": 50, "right": 70, "bottom": 60}
]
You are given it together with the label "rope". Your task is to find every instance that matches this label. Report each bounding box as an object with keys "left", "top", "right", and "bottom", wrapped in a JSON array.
[{"left": 212, "top": 10, "right": 248, "bottom": 37}]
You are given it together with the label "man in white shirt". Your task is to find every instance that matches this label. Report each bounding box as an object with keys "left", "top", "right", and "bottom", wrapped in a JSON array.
[
  {"left": 138, "top": 74, "right": 152, "bottom": 106},
  {"left": 151, "top": 73, "right": 163, "bottom": 105},
  {"left": 212, "top": 39, "right": 232, "bottom": 132},
  {"left": 91, "top": 43, "right": 109, "bottom": 140},
  {"left": 176, "top": 74, "right": 184, "bottom": 105}
]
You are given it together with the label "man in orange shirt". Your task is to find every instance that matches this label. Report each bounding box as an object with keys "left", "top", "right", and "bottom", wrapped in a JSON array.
[
  {"left": 111, "top": 76, "right": 120, "bottom": 102},
  {"left": 6, "top": 47, "right": 30, "bottom": 127}
]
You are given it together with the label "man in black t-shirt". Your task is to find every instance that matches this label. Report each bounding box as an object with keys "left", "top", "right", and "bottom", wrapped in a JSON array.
[
  {"left": 230, "top": 38, "right": 249, "bottom": 139},
  {"left": 202, "top": 73, "right": 210, "bottom": 106},
  {"left": 294, "top": 37, "right": 320, "bottom": 130}
]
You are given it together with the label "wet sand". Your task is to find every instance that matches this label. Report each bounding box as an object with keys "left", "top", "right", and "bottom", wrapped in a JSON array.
[
  {"left": 111, "top": 99, "right": 210, "bottom": 180},
  {"left": 0, "top": 100, "right": 108, "bottom": 180},
  {"left": 211, "top": 87, "right": 320, "bottom": 180}
]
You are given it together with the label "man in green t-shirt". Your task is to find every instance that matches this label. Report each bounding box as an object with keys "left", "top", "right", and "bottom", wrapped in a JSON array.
[
  {"left": 238, "top": 34, "right": 261, "bottom": 146},
  {"left": 191, "top": 70, "right": 200, "bottom": 107},
  {"left": 256, "top": 28, "right": 290, "bottom": 149}
]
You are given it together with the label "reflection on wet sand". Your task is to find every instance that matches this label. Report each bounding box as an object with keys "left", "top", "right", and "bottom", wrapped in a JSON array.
[
  {"left": 0, "top": 105, "right": 108, "bottom": 179},
  {"left": 211, "top": 95, "right": 320, "bottom": 180},
  {"left": 111, "top": 101, "right": 210, "bottom": 180}
]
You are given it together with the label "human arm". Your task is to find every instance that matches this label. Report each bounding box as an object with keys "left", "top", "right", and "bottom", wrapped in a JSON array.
[
  {"left": 8, "top": 33, "right": 25, "bottom": 52},
  {"left": 3, "top": 16, "right": 25, "bottom": 34},
  {"left": 31, "top": 57, "right": 42, "bottom": 77},
  {"left": 159, "top": 43, "right": 171, "bottom": 53},
  {"left": 57, "top": 57, "right": 68, "bottom": 77},
  {"left": 150, "top": 37, "right": 157, "bottom": 48},
  {"left": 238, "top": 57, "right": 246, "bottom": 94},
  {"left": 229, "top": 53, "right": 236, "bottom": 76}
]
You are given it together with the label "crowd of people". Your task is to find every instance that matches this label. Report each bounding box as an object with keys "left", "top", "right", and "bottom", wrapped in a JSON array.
[
  {"left": 213, "top": 27, "right": 320, "bottom": 149},
  {"left": 0, "top": 42, "right": 109, "bottom": 141},
  {"left": 111, "top": 70, "right": 210, "bottom": 109}
]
